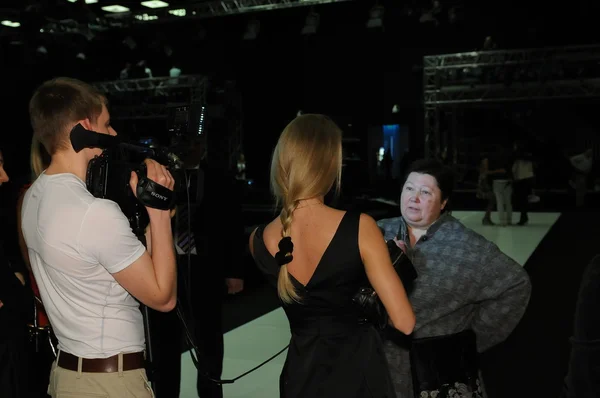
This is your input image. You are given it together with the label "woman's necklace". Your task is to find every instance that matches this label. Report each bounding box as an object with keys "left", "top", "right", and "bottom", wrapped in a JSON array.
[{"left": 296, "top": 200, "right": 323, "bottom": 210}]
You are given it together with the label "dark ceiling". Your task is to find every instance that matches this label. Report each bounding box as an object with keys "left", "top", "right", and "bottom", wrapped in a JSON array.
[
  {"left": 0, "top": 0, "right": 216, "bottom": 26},
  {"left": 0, "top": 0, "right": 366, "bottom": 42},
  {"left": 2, "top": 0, "right": 599, "bottom": 56},
  {"left": 0, "top": 0, "right": 205, "bottom": 15},
  {"left": 0, "top": 0, "right": 352, "bottom": 24}
]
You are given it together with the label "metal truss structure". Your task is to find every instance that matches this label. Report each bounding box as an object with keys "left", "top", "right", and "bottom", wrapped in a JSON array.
[
  {"left": 91, "top": 75, "right": 208, "bottom": 120},
  {"left": 20, "top": 0, "right": 355, "bottom": 38},
  {"left": 91, "top": 74, "right": 243, "bottom": 173},
  {"left": 105, "top": 0, "right": 354, "bottom": 24},
  {"left": 424, "top": 78, "right": 600, "bottom": 106},
  {"left": 423, "top": 44, "right": 600, "bottom": 161}
]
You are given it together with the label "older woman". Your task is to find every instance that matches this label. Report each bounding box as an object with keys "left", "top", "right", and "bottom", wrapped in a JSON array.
[{"left": 377, "top": 158, "right": 532, "bottom": 398}]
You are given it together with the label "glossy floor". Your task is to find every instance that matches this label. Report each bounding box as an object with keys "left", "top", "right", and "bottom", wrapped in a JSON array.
[{"left": 179, "top": 211, "right": 561, "bottom": 398}]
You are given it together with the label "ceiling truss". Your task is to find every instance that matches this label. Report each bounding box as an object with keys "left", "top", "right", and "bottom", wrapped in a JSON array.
[
  {"left": 105, "top": 0, "right": 355, "bottom": 24},
  {"left": 91, "top": 75, "right": 207, "bottom": 120},
  {"left": 92, "top": 72, "right": 243, "bottom": 171},
  {"left": 423, "top": 43, "right": 600, "bottom": 167}
]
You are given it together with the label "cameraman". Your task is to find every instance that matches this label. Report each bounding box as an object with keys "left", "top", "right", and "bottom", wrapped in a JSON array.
[{"left": 21, "top": 77, "right": 177, "bottom": 397}]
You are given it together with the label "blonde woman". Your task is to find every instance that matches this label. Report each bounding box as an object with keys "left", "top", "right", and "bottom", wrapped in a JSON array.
[
  {"left": 15, "top": 137, "right": 53, "bottom": 397},
  {"left": 249, "top": 114, "right": 415, "bottom": 398},
  {"left": 17, "top": 136, "right": 51, "bottom": 272}
]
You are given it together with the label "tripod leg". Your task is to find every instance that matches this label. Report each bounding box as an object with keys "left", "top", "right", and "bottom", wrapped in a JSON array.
[{"left": 142, "top": 304, "right": 156, "bottom": 393}]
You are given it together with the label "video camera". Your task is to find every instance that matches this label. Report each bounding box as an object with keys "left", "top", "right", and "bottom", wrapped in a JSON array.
[
  {"left": 74, "top": 103, "right": 206, "bottom": 236},
  {"left": 85, "top": 141, "right": 180, "bottom": 236}
]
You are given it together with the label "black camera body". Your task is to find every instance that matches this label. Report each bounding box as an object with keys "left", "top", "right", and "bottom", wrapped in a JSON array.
[{"left": 86, "top": 144, "right": 183, "bottom": 236}]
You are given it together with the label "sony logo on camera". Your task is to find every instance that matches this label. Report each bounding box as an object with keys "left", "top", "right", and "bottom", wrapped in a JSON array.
[{"left": 150, "top": 191, "right": 168, "bottom": 201}]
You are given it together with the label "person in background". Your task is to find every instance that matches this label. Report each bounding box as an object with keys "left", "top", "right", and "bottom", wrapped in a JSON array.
[
  {"left": 169, "top": 64, "right": 182, "bottom": 85},
  {"left": 0, "top": 147, "right": 32, "bottom": 397},
  {"left": 16, "top": 136, "right": 53, "bottom": 397},
  {"left": 511, "top": 140, "right": 535, "bottom": 226},
  {"left": 477, "top": 151, "right": 496, "bottom": 225},
  {"left": 570, "top": 148, "right": 593, "bottom": 208},
  {"left": 189, "top": 135, "right": 245, "bottom": 398},
  {"left": 153, "top": 135, "right": 246, "bottom": 398},
  {"left": 491, "top": 146, "right": 514, "bottom": 226},
  {"left": 17, "top": 136, "right": 51, "bottom": 272},
  {"left": 560, "top": 254, "right": 600, "bottom": 397}
]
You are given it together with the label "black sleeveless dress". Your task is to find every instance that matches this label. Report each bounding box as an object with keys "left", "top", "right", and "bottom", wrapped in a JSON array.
[{"left": 252, "top": 211, "right": 396, "bottom": 398}]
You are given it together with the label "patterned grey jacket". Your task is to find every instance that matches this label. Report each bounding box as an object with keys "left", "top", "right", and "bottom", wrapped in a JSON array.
[{"left": 377, "top": 212, "right": 532, "bottom": 398}]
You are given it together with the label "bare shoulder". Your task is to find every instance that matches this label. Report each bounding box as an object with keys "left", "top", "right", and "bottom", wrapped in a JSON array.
[
  {"left": 260, "top": 217, "right": 283, "bottom": 254},
  {"left": 358, "top": 212, "right": 378, "bottom": 230},
  {"left": 358, "top": 213, "right": 385, "bottom": 255},
  {"left": 249, "top": 217, "right": 279, "bottom": 257},
  {"left": 263, "top": 217, "right": 282, "bottom": 236}
]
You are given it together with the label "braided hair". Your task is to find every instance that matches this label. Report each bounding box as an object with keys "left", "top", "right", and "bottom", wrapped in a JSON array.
[{"left": 269, "top": 114, "right": 342, "bottom": 304}]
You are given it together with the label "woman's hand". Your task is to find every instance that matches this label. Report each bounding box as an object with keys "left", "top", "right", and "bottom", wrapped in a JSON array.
[
  {"left": 393, "top": 238, "right": 407, "bottom": 253},
  {"left": 14, "top": 272, "right": 26, "bottom": 286}
]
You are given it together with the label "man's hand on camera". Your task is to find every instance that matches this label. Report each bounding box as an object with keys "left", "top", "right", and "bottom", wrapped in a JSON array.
[{"left": 129, "top": 159, "right": 175, "bottom": 214}]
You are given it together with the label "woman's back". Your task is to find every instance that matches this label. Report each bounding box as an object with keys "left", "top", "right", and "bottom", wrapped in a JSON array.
[
  {"left": 250, "top": 113, "right": 413, "bottom": 397},
  {"left": 252, "top": 208, "right": 396, "bottom": 398},
  {"left": 261, "top": 206, "right": 366, "bottom": 313}
]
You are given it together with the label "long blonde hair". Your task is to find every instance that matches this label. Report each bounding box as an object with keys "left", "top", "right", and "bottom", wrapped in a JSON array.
[
  {"left": 270, "top": 114, "right": 343, "bottom": 303},
  {"left": 30, "top": 135, "right": 51, "bottom": 180}
]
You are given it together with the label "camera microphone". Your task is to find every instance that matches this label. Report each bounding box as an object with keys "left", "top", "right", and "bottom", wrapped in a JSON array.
[{"left": 70, "top": 123, "right": 120, "bottom": 152}]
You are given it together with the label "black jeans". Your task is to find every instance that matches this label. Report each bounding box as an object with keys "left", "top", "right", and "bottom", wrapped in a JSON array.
[
  {"left": 189, "top": 255, "right": 225, "bottom": 398},
  {"left": 148, "top": 307, "right": 182, "bottom": 398},
  {"left": 513, "top": 177, "right": 534, "bottom": 221},
  {"left": 0, "top": 330, "right": 31, "bottom": 398},
  {"left": 149, "top": 254, "right": 225, "bottom": 398}
]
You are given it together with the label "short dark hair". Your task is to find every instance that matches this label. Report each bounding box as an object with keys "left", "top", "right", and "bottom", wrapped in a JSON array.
[
  {"left": 404, "top": 158, "right": 455, "bottom": 202},
  {"left": 29, "top": 77, "right": 107, "bottom": 155}
]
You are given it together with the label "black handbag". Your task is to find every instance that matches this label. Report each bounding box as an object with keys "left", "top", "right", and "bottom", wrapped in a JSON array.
[
  {"left": 410, "top": 329, "right": 483, "bottom": 398},
  {"left": 352, "top": 240, "right": 417, "bottom": 329}
]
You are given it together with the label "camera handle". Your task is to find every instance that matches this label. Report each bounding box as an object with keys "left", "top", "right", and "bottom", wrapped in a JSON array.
[{"left": 134, "top": 165, "right": 176, "bottom": 210}]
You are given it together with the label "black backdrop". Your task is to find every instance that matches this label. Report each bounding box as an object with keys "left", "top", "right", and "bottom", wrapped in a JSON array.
[{"left": 1, "top": 0, "right": 599, "bottom": 184}]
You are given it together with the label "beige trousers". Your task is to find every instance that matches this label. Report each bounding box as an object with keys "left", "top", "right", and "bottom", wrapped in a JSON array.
[{"left": 47, "top": 351, "right": 154, "bottom": 398}]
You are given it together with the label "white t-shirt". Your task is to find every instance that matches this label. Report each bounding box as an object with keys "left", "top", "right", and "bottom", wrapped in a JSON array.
[
  {"left": 512, "top": 159, "right": 535, "bottom": 181},
  {"left": 21, "top": 173, "right": 147, "bottom": 358}
]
